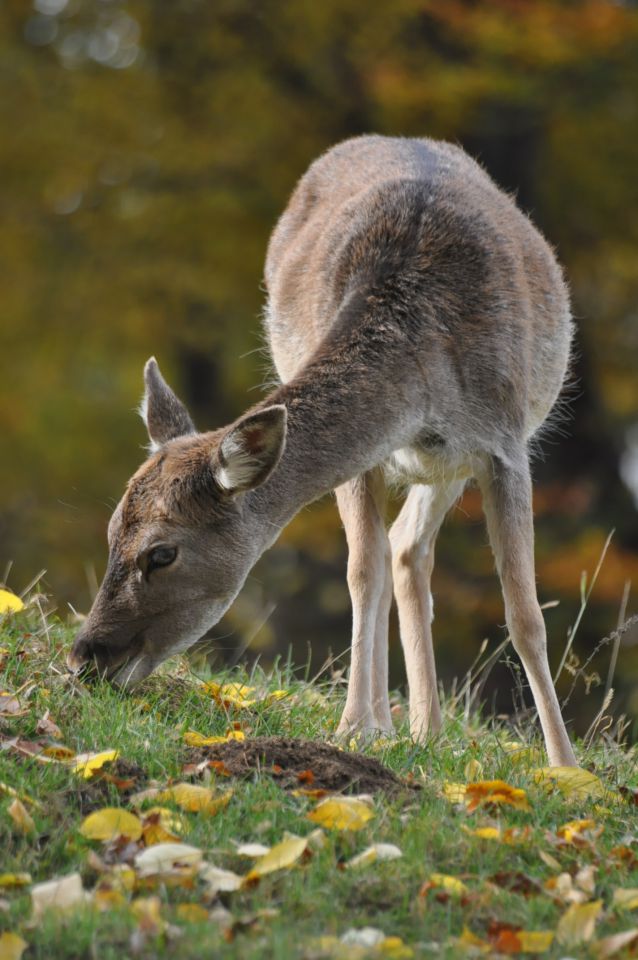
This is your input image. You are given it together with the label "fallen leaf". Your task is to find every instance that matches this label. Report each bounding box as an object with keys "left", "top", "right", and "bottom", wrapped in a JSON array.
[
  {"left": 72, "top": 750, "right": 119, "bottom": 779},
  {"left": 80, "top": 808, "right": 143, "bottom": 842},
  {"left": 236, "top": 843, "right": 271, "bottom": 857},
  {"left": 307, "top": 796, "right": 374, "bottom": 831},
  {"left": 0, "top": 782, "right": 39, "bottom": 808},
  {"left": 422, "top": 873, "right": 469, "bottom": 896},
  {"left": 141, "top": 807, "right": 187, "bottom": 845},
  {"left": 7, "top": 799, "right": 35, "bottom": 835},
  {"left": 612, "top": 888, "right": 638, "bottom": 910},
  {"left": 156, "top": 783, "right": 233, "bottom": 815},
  {"left": 35, "top": 711, "right": 62, "bottom": 740},
  {"left": 465, "top": 780, "right": 530, "bottom": 812},
  {"left": 464, "top": 759, "right": 484, "bottom": 781},
  {"left": 182, "top": 729, "right": 245, "bottom": 747},
  {"left": 0, "top": 874, "right": 31, "bottom": 888},
  {"left": 135, "top": 842, "right": 203, "bottom": 876},
  {"left": 534, "top": 767, "right": 608, "bottom": 801},
  {"left": 0, "top": 932, "right": 27, "bottom": 960},
  {"left": 245, "top": 835, "right": 309, "bottom": 881},
  {"left": 595, "top": 928, "right": 638, "bottom": 957},
  {"left": 131, "top": 895, "right": 164, "bottom": 934},
  {"left": 31, "top": 873, "right": 87, "bottom": 920},
  {"left": 199, "top": 864, "right": 243, "bottom": 895},
  {"left": 544, "top": 872, "right": 589, "bottom": 905},
  {"left": 346, "top": 844, "right": 403, "bottom": 869},
  {"left": 42, "top": 745, "right": 75, "bottom": 761},
  {"left": 538, "top": 850, "right": 562, "bottom": 871},
  {"left": 0, "top": 694, "right": 23, "bottom": 717},
  {"left": 462, "top": 825, "right": 531, "bottom": 845},
  {"left": 176, "top": 903, "right": 209, "bottom": 923},
  {"left": 557, "top": 818, "right": 602, "bottom": 844},
  {"left": 517, "top": 930, "right": 554, "bottom": 952},
  {"left": 556, "top": 899, "right": 603, "bottom": 945},
  {"left": 0, "top": 591, "right": 24, "bottom": 614}
]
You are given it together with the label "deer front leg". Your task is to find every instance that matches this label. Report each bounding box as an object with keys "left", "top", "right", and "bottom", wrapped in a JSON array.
[
  {"left": 478, "top": 453, "right": 577, "bottom": 767},
  {"left": 390, "top": 482, "right": 464, "bottom": 742},
  {"left": 335, "top": 469, "right": 393, "bottom": 737}
]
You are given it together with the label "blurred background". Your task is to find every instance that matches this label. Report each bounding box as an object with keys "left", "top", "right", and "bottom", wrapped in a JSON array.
[{"left": 1, "top": 0, "right": 637, "bottom": 736}]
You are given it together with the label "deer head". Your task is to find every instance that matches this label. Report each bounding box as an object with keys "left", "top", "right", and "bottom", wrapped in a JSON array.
[{"left": 67, "top": 358, "right": 287, "bottom": 686}]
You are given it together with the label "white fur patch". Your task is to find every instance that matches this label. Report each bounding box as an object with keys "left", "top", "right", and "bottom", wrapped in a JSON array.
[{"left": 216, "top": 435, "right": 260, "bottom": 491}]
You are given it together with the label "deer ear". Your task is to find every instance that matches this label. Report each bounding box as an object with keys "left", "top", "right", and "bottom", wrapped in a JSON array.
[
  {"left": 215, "top": 405, "right": 287, "bottom": 493},
  {"left": 140, "top": 357, "right": 196, "bottom": 450}
]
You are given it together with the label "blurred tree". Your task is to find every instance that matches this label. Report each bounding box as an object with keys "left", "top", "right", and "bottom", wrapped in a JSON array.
[{"left": 1, "top": 0, "right": 637, "bottom": 731}]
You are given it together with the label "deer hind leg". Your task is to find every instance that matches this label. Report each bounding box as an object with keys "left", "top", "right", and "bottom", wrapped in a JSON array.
[
  {"left": 335, "top": 468, "right": 393, "bottom": 737},
  {"left": 390, "top": 481, "right": 464, "bottom": 742},
  {"left": 478, "top": 452, "right": 577, "bottom": 767}
]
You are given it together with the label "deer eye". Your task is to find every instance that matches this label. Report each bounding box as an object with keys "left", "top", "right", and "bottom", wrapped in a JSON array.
[{"left": 147, "top": 545, "right": 177, "bottom": 573}]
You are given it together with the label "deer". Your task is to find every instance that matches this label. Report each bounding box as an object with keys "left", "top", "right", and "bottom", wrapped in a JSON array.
[{"left": 67, "top": 134, "right": 577, "bottom": 767}]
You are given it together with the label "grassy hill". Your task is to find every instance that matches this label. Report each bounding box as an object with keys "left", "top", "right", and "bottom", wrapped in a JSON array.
[{"left": 1, "top": 599, "right": 638, "bottom": 959}]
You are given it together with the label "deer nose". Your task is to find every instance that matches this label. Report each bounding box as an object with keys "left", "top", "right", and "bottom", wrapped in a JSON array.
[{"left": 66, "top": 629, "right": 107, "bottom": 675}]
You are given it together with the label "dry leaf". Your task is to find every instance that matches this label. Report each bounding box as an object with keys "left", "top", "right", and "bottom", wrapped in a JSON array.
[
  {"left": 236, "top": 843, "right": 271, "bottom": 857},
  {"left": 465, "top": 780, "right": 530, "bottom": 812},
  {"left": 35, "top": 711, "right": 62, "bottom": 740},
  {"left": 199, "top": 864, "right": 243, "bottom": 895},
  {"left": 534, "top": 767, "right": 608, "bottom": 801},
  {"left": 135, "top": 842, "right": 203, "bottom": 876},
  {"left": 31, "top": 873, "right": 88, "bottom": 920},
  {"left": 141, "top": 807, "right": 187, "bottom": 845},
  {"left": 245, "top": 835, "right": 308, "bottom": 881},
  {"left": 176, "top": 903, "right": 209, "bottom": 923},
  {"left": 462, "top": 825, "right": 531, "bottom": 845},
  {"left": 0, "top": 932, "right": 27, "bottom": 960},
  {"left": 538, "top": 850, "right": 562, "bottom": 871},
  {"left": 612, "top": 888, "right": 638, "bottom": 910},
  {"left": 7, "top": 799, "right": 35, "bottom": 835},
  {"left": 0, "top": 874, "right": 31, "bottom": 888},
  {"left": 516, "top": 930, "right": 554, "bottom": 952},
  {"left": 442, "top": 782, "right": 467, "bottom": 803},
  {"left": 307, "top": 796, "right": 374, "bottom": 831},
  {"left": 156, "top": 783, "right": 233, "bottom": 815},
  {"left": 72, "top": 750, "right": 119, "bottom": 779},
  {"left": 0, "top": 591, "right": 24, "bottom": 614},
  {"left": 556, "top": 899, "right": 603, "bottom": 945},
  {"left": 595, "top": 928, "right": 638, "bottom": 957},
  {"left": 182, "top": 729, "right": 245, "bottom": 747},
  {"left": 80, "top": 808, "right": 143, "bottom": 842},
  {"left": 346, "top": 844, "right": 402, "bottom": 869},
  {"left": 464, "top": 759, "right": 484, "bottom": 781},
  {"left": 424, "top": 873, "right": 468, "bottom": 896},
  {"left": 557, "top": 818, "right": 602, "bottom": 844}
]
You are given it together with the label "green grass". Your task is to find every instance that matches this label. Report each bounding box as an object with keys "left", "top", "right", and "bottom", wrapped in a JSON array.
[{"left": 1, "top": 604, "right": 638, "bottom": 959}]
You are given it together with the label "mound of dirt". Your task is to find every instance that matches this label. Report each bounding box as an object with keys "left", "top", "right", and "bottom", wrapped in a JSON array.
[
  {"left": 73, "top": 758, "right": 148, "bottom": 814},
  {"left": 188, "top": 736, "right": 419, "bottom": 795}
]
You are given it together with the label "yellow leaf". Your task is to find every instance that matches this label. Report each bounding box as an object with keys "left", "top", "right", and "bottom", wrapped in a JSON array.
[
  {"left": 534, "top": 767, "right": 607, "bottom": 800},
  {"left": 203, "top": 681, "right": 257, "bottom": 707},
  {"left": 245, "top": 835, "right": 308, "bottom": 881},
  {"left": 7, "top": 798, "right": 35, "bottom": 835},
  {"left": 156, "top": 783, "right": 233, "bottom": 815},
  {"left": 182, "top": 729, "right": 245, "bottom": 747},
  {"left": 517, "top": 930, "right": 554, "bottom": 952},
  {"left": 464, "top": 825, "right": 501, "bottom": 841},
  {"left": 176, "top": 903, "right": 209, "bottom": 923},
  {"left": 31, "top": 873, "right": 87, "bottom": 920},
  {"left": 557, "top": 818, "right": 600, "bottom": 843},
  {"left": 458, "top": 927, "right": 490, "bottom": 951},
  {"left": 428, "top": 873, "right": 468, "bottom": 895},
  {"left": 135, "top": 842, "right": 203, "bottom": 877},
  {"left": 0, "top": 782, "right": 39, "bottom": 808},
  {"left": 93, "top": 887, "right": 126, "bottom": 911},
  {"left": 0, "top": 874, "right": 31, "bottom": 888},
  {"left": 0, "top": 932, "right": 28, "bottom": 960},
  {"left": 464, "top": 759, "right": 484, "bottom": 781},
  {"left": 557, "top": 900, "right": 603, "bottom": 945},
  {"left": 465, "top": 780, "right": 530, "bottom": 811},
  {"left": 142, "top": 807, "right": 187, "bottom": 845},
  {"left": 42, "top": 745, "right": 75, "bottom": 761},
  {"left": 131, "top": 896, "right": 164, "bottom": 933},
  {"left": 0, "top": 590, "right": 24, "bottom": 614},
  {"left": 307, "top": 796, "right": 374, "bottom": 831},
  {"left": 443, "top": 782, "right": 467, "bottom": 803},
  {"left": 80, "top": 808, "right": 143, "bottom": 842},
  {"left": 613, "top": 888, "right": 638, "bottom": 910},
  {"left": 266, "top": 690, "right": 289, "bottom": 703},
  {"left": 378, "top": 936, "right": 414, "bottom": 958},
  {"left": 72, "top": 750, "right": 119, "bottom": 779},
  {"left": 346, "top": 844, "right": 403, "bottom": 869}
]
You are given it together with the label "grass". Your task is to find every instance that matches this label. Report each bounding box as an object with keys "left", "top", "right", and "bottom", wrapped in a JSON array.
[{"left": 1, "top": 603, "right": 638, "bottom": 959}]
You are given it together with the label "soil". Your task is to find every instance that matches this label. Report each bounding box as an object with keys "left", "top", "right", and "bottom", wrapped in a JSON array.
[
  {"left": 73, "top": 758, "right": 148, "bottom": 814},
  {"left": 187, "top": 736, "right": 419, "bottom": 795}
]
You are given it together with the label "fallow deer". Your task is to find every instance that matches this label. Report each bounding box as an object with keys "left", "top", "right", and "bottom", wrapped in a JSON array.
[{"left": 68, "top": 135, "right": 577, "bottom": 766}]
